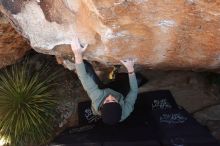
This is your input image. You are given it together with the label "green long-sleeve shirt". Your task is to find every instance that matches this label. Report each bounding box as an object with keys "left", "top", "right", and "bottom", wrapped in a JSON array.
[{"left": 75, "top": 62, "right": 138, "bottom": 121}]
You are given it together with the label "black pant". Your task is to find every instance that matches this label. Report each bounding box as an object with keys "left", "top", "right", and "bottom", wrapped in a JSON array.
[{"left": 84, "top": 60, "right": 144, "bottom": 97}]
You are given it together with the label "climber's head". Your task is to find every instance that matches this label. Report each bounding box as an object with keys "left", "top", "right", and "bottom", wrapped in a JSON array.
[{"left": 101, "top": 95, "right": 122, "bottom": 125}]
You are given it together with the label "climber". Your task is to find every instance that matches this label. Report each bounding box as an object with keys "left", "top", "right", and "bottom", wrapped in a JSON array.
[{"left": 71, "top": 36, "right": 138, "bottom": 125}]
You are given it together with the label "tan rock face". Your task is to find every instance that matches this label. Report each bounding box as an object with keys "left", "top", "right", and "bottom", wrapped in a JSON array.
[
  {"left": 1, "top": 0, "right": 220, "bottom": 70},
  {"left": 0, "top": 12, "right": 30, "bottom": 68}
]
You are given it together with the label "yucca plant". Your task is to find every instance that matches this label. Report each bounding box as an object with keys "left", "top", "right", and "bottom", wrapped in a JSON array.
[{"left": 0, "top": 60, "right": 60, "bottom": 146}]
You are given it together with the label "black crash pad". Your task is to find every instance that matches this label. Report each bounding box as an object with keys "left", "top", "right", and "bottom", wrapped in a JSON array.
[
  {"left": 53, "top": 90, "right": 166, "bottom": 146},
  {"left": 52, "top": 90, "right": 220, "bottom": 146},
  {"left": 137, "top": 90, "right": 179, "bottom": 111},
  {"left": 53, "top": 120, "right": 159, "bottom": 145},
  {"left": 149, "top": 108, "right": 220, "bottom": 146}
]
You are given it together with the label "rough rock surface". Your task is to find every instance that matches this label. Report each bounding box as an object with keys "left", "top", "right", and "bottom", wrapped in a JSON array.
[
  {"left": 1, "top": 0, "right": 220, "bottom": 70},
  {"left": 0, "top": 12, "right": 30, "bottom": 68},
  {"left": 193, "top": 105, "right": 220, "bottom": 140}
]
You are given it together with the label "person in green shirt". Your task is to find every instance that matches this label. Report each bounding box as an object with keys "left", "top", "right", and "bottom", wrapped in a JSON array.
[{"left": 71, "top": 36, "right": 138, "bottom": 125}]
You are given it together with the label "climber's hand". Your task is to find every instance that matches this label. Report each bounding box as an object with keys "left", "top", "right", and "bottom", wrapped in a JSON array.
[
  {"left": 71, "top": 36, "right": 88, "bottom": 55},
  {"left": 120, "top": 58, "right": 136, "bottom": 73},
  {"left": 71, "top": 36, "right": 88, "bottom": 64}
]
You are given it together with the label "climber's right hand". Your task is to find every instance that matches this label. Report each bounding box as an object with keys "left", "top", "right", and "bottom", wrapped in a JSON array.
[{"left": 120, "top": 58, "right": 136, "bottom": 73}]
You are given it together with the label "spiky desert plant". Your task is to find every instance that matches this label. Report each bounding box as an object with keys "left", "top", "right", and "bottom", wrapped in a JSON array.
[{"left": 0, "top": 61, "right": 59, "bottom": 146}]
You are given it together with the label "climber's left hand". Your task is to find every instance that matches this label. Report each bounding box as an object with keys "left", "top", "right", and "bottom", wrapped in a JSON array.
[
  {"left": 71, "top": 36, "right": 88, "bottom": 64},
  {"left": 71, "top": 36, "right": 88, "bottom": 55}
]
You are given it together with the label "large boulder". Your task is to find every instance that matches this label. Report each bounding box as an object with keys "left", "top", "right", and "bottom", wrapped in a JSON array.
[
  {"left": 0, "top": 11, "right": 30, "bottom": 68},
  {"left": 1, "top": 0, "right": 220, "bottom": 70}
]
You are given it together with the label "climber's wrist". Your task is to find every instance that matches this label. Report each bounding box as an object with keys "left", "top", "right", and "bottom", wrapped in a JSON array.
[
  {"left": 74, "top": 54, "right": 83, "bottom": 64},
  {"left": 127, "top": 68, "right": 134, "bottom": 74}
]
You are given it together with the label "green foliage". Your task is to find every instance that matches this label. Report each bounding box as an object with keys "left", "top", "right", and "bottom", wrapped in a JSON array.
[{"left": 0, "top": 61, "right": 59, "bottom": 146}]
